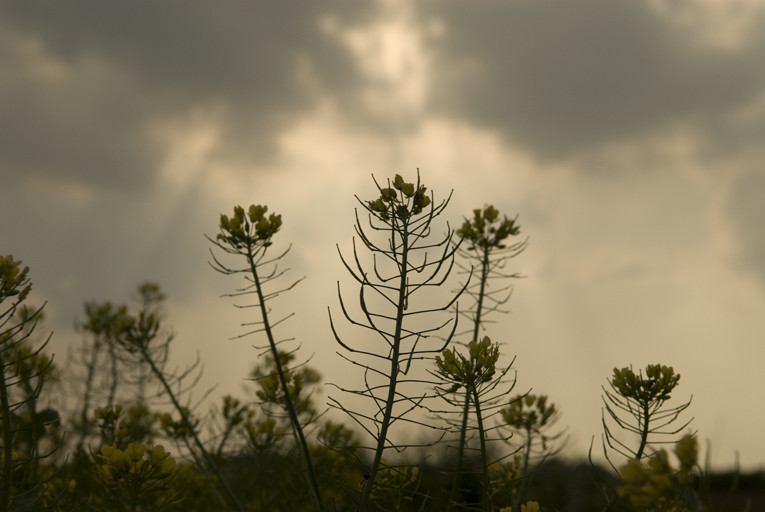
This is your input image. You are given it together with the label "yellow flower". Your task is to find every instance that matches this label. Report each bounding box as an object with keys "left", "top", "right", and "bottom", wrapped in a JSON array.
[{"left": 675, "top": 434, "right": 697, "bottom": 472}]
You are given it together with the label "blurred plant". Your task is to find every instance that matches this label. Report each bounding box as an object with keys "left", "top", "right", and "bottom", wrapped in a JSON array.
[
  {"left": 0, "top": 255, "right": 59, "bottom": 511},
  {"left": 434, "top": 336, "right": 516, "bottom": 511},
  {"left": 455, "top": 205, "right": 526, "bottom": 344},
  {"left": 94, "top": 404, "right": 160, "bottom": 450},
  {"left": 208, "top": 204, "right": 325, "bottom": 511},
  {"left": 70, "top": 300, "right": 134, "bottom": 459},
  {"left": 617, "top": 434, "right": 700, "bottom": 511},
  {"left": 489, "top": 455, "right": 523, "bottom": 506},
  {"left": 40, "top": 476, "right": 78, "bottom": 512},
  {"left": 311, "top": 420, "right": 362, "bottom": 510},
  {"left": 251, "top": 349, "right": 321, "bottom": 424},
  {"left": 498, "top": 500, "right": 539, "bottom": 512},
  {"left": 369, "top": 458, "right": 422, "bottom": 511},
  {"left": 329, "top": 172, "right": 465, "bottom": 511},
  {"left": 91, "top": 442, "right": 178, "bottom": 511},
  {"left": 500, "top": 393, "right": 564, "bottom": 509},
  {"left": 209, "top": 395, "right": 254, "bottom": 461},
  {"left": 85, "top": 283, "right": 244, "bottom": 511}
]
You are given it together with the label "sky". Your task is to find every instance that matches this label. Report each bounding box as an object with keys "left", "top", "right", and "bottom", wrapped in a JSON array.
[{"left": 2, "top": 0, "right": 764, "bottom": 471}]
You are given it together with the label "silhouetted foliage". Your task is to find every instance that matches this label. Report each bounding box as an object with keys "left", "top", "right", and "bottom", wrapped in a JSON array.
[{"left": 2, "top": 174, "right": 762, "bottom": 512}]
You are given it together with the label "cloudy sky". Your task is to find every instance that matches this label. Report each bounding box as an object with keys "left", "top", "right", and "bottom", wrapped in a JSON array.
[{"left": 2, "top": 0, "right": 764, "bottom": 471}]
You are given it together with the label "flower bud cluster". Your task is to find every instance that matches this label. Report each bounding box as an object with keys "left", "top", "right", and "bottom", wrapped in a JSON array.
[
  {"left": 159, "top": 407, "right": 197, "bottom": 439},
  {"left": 217, "top": 204, "right": 283, "bottom": 250},
  {"left": 618, "top": 435, "right": 698, "bottom": 511},
  {"left": 435, "top": 337, "right": 500, "bottom": 391},
  {"left": 8, "top": 342, "right": 56, "bottom": 385},
  {"left": 0, "top": 254, "right": 31, "bottom": 302},
  {"left": 501, "top": 394, "right": 557, "bottom": 432},
  {"left": 221, "top": 395, "right": 252, "bottom": 428},
  {"left": 458, "top": 205, "right": 521, "bottom": 251},
  {"left": 120, "top": 311, "right": 161, "bottom": 354},
  {"left": 244, "top": 417, "right": 285, "bottom": 450},
  {"left": 42, "top": 477, "right": 77, "bottom": 506},
  {"left": 489, "top": 456, "right": 523, "bottom": 494},
  {"left": 367, "top": 174, "right": 431, "bottom": 222},
  {"left": 94, "top": 442, "right": 176, "bottom": 505},
  {"left": 611, "top": 364, "right": 680, "bottom": 403},
  {"left": 95, "top": 404, "right": 124, "bottom": 436},
  {"left": 82, "top": 301, "right": 134, "bottom": 348}
]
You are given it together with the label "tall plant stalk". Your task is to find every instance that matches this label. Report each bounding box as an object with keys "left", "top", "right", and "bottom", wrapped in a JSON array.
[
  {"left": 208, "top": 205, "right": 325, "bottom": 511},
  {"left": 329, "top": 172, "right": 464, "bottom": 511},
  {"left": 441, "top": 205, "right": 525, "bottom": 510},
  {"left": 601, "top": 364, "right": 693, "bottom": 466}
]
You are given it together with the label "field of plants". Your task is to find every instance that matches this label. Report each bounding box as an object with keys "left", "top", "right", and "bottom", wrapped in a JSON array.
[{"left": 2, "top": 173, "right": 762, "bottom": 511}]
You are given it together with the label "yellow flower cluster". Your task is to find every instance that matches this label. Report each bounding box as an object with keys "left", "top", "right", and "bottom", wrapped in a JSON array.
[
  {"left": 367, "top": 174, "right": 431, "bottom": 221},
  {"left": 41, "top": 477, "right": 78, "bottom": 511},
  {"left": 618, "top": 435, "right": 698, "bottom": 511},
  {"left": 244, "top": 417, "right": 285, "bottom": 450},
  {"left": 370, "top": 458, "right": 420, "bottom": 504},
  {"left": 489, "top": 456, "right": 523, "bottom": 494},
  {"left": 0, "top": 254, "right": 31, "bottom": 301},
  {"left": 435, "top": 337, "right": 500, "bottom": 390},
  {"left": 458, "top": 205, "right": 521, "bottom": 251},
  {"left": 94, "top": 442, "right": 176, "bottom": 506},
  {"left": 97, "top": 443, "right": 176, "bottom": 479},
  {"left": 611, "top": 364, "right": 680, "bottom": 403},
  {"left": 501, "top": 394, "right": 557, "bottom": 432},
  {"left": 94, "top": 404, "right": 123, "bottom": 433},
  {"left": 159, "top": 407, "right": 197, "bottom": 439},
  {"left": 217, "top": 204, "right": 283, "bottom": 249}
]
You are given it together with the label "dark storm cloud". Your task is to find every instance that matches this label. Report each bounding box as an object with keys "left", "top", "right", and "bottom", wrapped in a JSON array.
[
  {"left": 0, "top": 1, "right": 375, "bottom": 190},
  {"left": 0, "top": 47, "right": 161, "bottom": 191},
  {"left": 0, "top": 0, "right": 379, "bottom": 332},
  {"left": 417, "top": 0, "right": 765, "bottom": 160}
]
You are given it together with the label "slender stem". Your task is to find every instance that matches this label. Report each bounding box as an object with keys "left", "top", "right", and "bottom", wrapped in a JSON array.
[
  {"left": 450, "top": 236, "right": 492, "bottom": 511},
  {"left": 247, "top": 245, "right": 325, "bottom": 512},
  {"left": 107, "top": 336, "right": 119, "bottom": 408},
  {"left": 449, "top": 239, "right": 494, "bottom": 511},
  {"left": 447, "top": 391, "right": 471, "bottom": 510},
  {"left": 76, "top": 341, "right": 102, "bottom": 453},
  {"left": 513, "top": 427, "right": 533, "bottom": 511},
  {"left": 357, "top": 225, "right": 410, "bottom": 512},
  {"left": 0, "top": 348, "right": 13, "bottom": 512},
  {"left": 471, "top": 383, "right": 491, "bottom": 512},
  {"left": 471, "top": 247, "right": 491, "bottom": 344}
]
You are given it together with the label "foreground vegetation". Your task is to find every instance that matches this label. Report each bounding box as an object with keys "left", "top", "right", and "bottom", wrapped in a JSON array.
[{"left": 2, "top": 173, "right": 762, "bottom": 511}]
